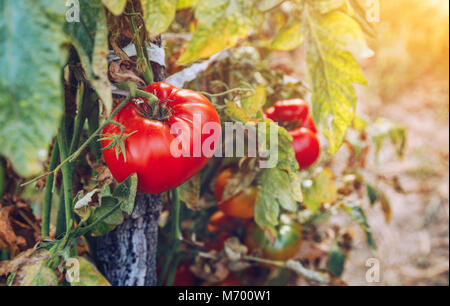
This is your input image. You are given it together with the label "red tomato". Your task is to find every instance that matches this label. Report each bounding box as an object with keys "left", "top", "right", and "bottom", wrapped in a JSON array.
[
  {"left": 290, "top": 128, "right": 320, "bottom": 169},
  {"left": 300, "top": 114, "right": 317, "bottom": 133},
  {"left": 270, "top": 99, "right": 309, "bottom": 122},
  {"left": 173, "top": 262, "right": 196, "bottom": 286},
  {"left": 214, "top": 168, "right": 257, "bottom": 219},
  {"left": 264, "top": 99, "right": 320, "bottom": 169},
  {"left": 245, "top": 222, "right": 302, "bottom": 262},
  {"left": 102, "top": 82, "right": 221, "bottom": 194}
]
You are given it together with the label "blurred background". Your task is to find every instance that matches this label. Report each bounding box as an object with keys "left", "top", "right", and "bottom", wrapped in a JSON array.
[
  {"left": 271, "top": 0, "right": 449, "bottom": 285},
  {"left": 327, "top": 0, "right": 448, "bottom": 285}
]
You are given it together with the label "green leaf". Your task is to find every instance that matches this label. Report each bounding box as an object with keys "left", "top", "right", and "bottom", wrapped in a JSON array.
[
  {"left": 113, "top": 173, "right": 138, "bottom": 215},
  {"left": 340, "top": 202, "right": 377, "bottom": 249},
  {"left": 365, "top": 182, "right": 392, "bottom": 223},
  {"left": 71, "top": 257, "right": 110, "bottom": 286},
  {"left": 371, "top": 118, "right": 407, "bottom": 160},
  {"left": 327, "top": 241, "right": 347, "bottom": 277},
  {"left": 178, "top": 0, "right": 263, "bottom": 64},
  {"left": 179, "top": 174, "right": 201, "bottom": 210},
  {"left": 301, "top": 169, "right": 338, "bottom": 212},
  {"left": 303, "top": 7, "right": 368, "bottom": 154},
  {"left": 177, "top": 0, "right": 198, "bottom": 9},
  {"left": 65, "top": 0, "right": 113, "bottom": 115},
  {"left": 241, "top": 86, "right": 267, "bottom": 117},
  {"left": 140, "top": 0, "right": 177, "bottom": 35},
  {"left": 95, "top": 196, "right": 124, "bottom": 225},
  {"left": 0, "top": 0, "right": 68, "bottom": 177},
  {"left": 271, "top": 22, "right": 304, "bottom": 51},
  {"left": 255, "top": 167, "right": 301, "bottom": 233},
  {"left": 102, "top": 0, "right": 127, "bottom": 15},
  {"left": 224, "top": 101, "right": 251, "bottom": 122}
]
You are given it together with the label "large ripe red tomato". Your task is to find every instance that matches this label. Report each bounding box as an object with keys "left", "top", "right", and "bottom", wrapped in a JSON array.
[
  {"left": 290, "top": 128, "right": 320, "bottom": 169},
  {"left": 214, "top": 168, "right": 257, "bottom": 219},
  {"left": 102, "top": 82, "right": 221, "bottom": 194},
  {"left": 245, "top": 221, "right": 302, "bottom": 262}
]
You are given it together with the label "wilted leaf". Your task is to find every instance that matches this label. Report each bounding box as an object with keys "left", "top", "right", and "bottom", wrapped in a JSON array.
[
  {"left": 224, "top": 237, "right": 248, "bottom": 261},
  {"left": 70, "top": 256, "right": 110, "bottom": 286},
  {"left": 179, "top": 174, "right": 201, "bottom": 210},
  {"left": 102, "top": 0, "right": 127, "bottom": 15},
  {"left": 340, "top": 202, "right": 377, "bottom": 249},
  {"left": 365, "top": 183, "right": 392, "bottom": 223},
  {"left": 141, "top": 0, "right": 177, "bottom": 35},
  {"left": 302, "top": 169, "right": 338, "bottom": 212},
  {"left": 178, "top": 0, "right": 263, "bottom": 64},
  {"left": 371, "top": 118, "right": 407, "bottom": 160},
  {"left": 0, "top": 0, "right": 68, "bottom": 177},
  {"left": 113, "top": 173, "right": 138, "bottom": 215},
  {"left": 65, "top": 0, "right": 113, "bottom": 115},
  {"left": 10, "top": 250, "right": 58, "bottom": 286},
  {"left": 303, "top": 6, "right": 368, "bottom": 154}
]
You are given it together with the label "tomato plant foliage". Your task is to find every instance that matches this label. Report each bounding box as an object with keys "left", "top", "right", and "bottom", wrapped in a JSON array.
[{"left": 0, "top": 0, "right": 407, "bottom": 286}]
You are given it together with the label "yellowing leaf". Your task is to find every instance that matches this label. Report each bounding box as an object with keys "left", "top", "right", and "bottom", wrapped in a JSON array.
[
  {"left": 301, "top": 169, "right": 338, "bottom": 212},
  {"left": 71, "top": 257, "right": 110, "bottom": 286},
  {"left": 241, "top": 86, "right": 267, "bottom": 117},
  {"left": 178, "top": 0, "right": 263, "bottom": 65},
  {"left": 141, "top": 0, "right": 177, "bottom": 35},
  {"left": 177, "top": 0, "right": 198, "bottom": 9},
  {"left": 10, "top": 250, "right": 58, "bottom": 286},
  {"left": 102, "top": 0, "right": 127, "bottom": 15},
  {"left": 303, "top": 6, "right": 367, "bottom": 154},
  {"left": 271, "top": 22, "right": 304, "bottom": 51},
  {"left": 257, "top": 0, "right": 284, "bottom": 11}
]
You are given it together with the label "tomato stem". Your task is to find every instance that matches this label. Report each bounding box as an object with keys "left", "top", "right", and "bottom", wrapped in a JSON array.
[
  {"left": 41, "top": 141, "right": 60, "bottom": 238},
  {"left": 127, "top": 3, "right": 154, "bottom": 84},
  {"left": 57, "top": 116, "right": 74, "bottom": 232},
  {"left": 20, "top": 95, "right": 133, "bottom": 188},
  {"left": 158, "top": 188, "right": 182, "bottom": 285}
]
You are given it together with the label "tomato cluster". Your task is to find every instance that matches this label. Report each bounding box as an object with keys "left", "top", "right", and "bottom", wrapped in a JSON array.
[{"left": 264, "top": 99, "right": 320, "bottom": 169}]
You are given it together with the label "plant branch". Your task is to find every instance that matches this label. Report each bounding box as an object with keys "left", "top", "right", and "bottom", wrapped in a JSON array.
[{"left": 41, "top": 141, "right": 60, "bottom": 238}]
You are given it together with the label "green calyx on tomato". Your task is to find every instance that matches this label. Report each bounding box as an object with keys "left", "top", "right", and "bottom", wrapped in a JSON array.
[
  {"left": 264, "top": 99, "right": 320, "bottom": 169},
  {"left": 245, "top": 219, "right": 302, "bottom": 262},
  {"left": 102, "top": 82, "right": 221, "bottom": 194},
  {"left": 214, "top": 168, "right": 257, "bottom": 219}
]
